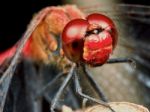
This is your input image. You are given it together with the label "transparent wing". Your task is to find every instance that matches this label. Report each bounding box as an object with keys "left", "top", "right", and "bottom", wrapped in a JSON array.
[{"left": 0, "top": 7, "right": 54, "bottom": 111}]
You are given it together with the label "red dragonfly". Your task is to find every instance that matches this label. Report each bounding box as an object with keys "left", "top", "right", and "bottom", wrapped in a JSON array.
[{"left": 0, "top": 3, "right": 149, "bottom": 112}]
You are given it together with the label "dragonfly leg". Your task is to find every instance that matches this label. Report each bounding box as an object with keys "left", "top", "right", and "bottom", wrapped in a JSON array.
[
  {"left": 74, "top": 72, "right": 115, "bottom": 112},
  {"left": 50, "top": 64, "right": 75, "bottom": 112},
  {"left": 35, "top": 72, "right": 67, "bottom": 100},
  {"left": 107, "top": 58, "right": 135, "bottom": 64},
  {"left": 81, "top": 64, "right": 108, "bottom": 102}
]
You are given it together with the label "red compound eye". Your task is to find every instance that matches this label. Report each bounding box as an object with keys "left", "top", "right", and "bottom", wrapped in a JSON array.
[
  {"left": 62, "top": 13, "right": 118, "bottom": 66},
  {"left": 62, "top": 19, "right": 89, "bottom": 62},
  {"left": 86, "top": 13, "right": 118, "bottom": 48}
]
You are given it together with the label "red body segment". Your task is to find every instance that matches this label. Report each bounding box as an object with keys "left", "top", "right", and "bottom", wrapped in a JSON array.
[{"left": 0, "top": 46, "right": 16, "bottom": 64}]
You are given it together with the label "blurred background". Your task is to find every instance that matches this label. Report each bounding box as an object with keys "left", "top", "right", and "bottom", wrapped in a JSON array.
[
  {"left": 0, "top": 0, "right": 149, "bottom": 110},
  {"left": 65, "top": 0, "right": 150, "bottom": 109}
]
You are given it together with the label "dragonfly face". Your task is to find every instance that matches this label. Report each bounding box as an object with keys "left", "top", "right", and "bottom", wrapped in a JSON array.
[{"left": 62, "top": 13, "right": 117, "bottom": 66}]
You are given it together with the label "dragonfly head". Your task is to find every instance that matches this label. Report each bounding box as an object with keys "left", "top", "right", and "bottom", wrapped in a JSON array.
[{"left": 62, "top": 13, "right": 118, "bottom": 66}]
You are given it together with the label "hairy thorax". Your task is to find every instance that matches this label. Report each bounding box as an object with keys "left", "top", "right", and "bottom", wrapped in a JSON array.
[{"left": 23, "top": 5, "right": 85, "bottom": 71}]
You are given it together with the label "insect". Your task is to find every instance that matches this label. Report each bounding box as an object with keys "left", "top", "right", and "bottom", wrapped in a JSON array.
[{"left": 0, "top": 2, "right": 149, "bottom": 112}]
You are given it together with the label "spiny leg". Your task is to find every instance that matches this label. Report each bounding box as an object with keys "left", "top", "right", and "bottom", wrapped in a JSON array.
[
  {"left": 50, "top": 64, "right": 75, "bottom": 112},
  {"left": 39, "top": 72, "right": 79, "bottom": 109},
  {"left": 73, "top": 71, "right": 115, "bottom": 112},
  {"left": 35, "top": 72, "right": 67, "bottom": 100},
  {"left": 81, "top": 64, "right": 108, "bottom": 102},
  {"left": 107, "top": 58, "right": 135, "bottom": 64}
]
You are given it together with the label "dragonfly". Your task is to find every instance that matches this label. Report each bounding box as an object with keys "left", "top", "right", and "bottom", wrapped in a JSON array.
[{"left": 0, "top": 3, "right": 149, "bottom": 112}]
